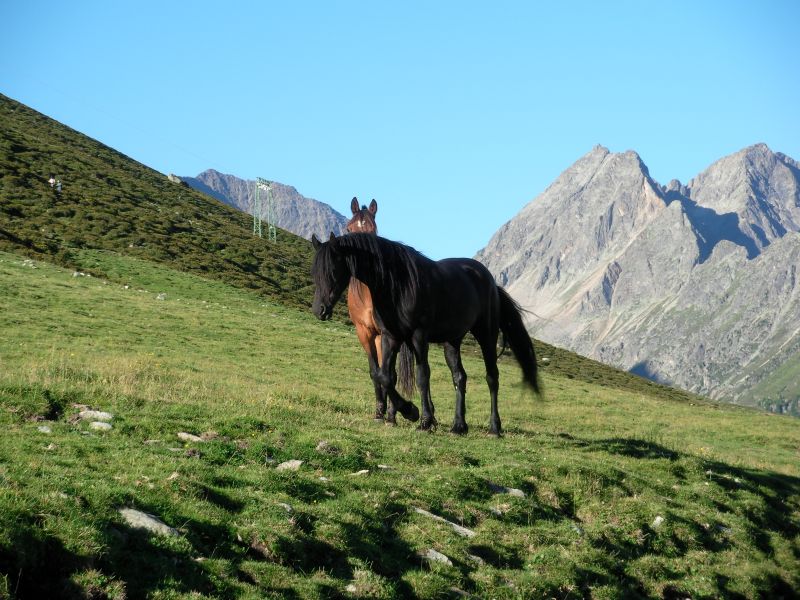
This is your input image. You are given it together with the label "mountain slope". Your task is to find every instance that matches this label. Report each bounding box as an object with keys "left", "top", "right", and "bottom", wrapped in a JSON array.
[
  {"left": 181, "top": 169, "right": 349, "bottom": 240},
  {"left": 0, "top": 93, "right": 315, "bottom": 310},
  {"left": 477, "top": 145, "right": 800, "bottom": 414}
]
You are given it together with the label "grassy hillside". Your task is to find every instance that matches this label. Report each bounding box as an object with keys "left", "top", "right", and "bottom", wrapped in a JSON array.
[
  {"left": 0, "top": 93, "right": 314, "bottom": 310},
  {"left": 1, "top": 251, "right": 798, "bottom": 599}
]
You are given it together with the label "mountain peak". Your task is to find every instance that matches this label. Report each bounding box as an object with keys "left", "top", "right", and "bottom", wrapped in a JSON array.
[
  {"left": 687, "top": 143, "right": 800, "bottom": 248},
  {"left": 740, "top": 142, "right": 773, "bottom": 157},
  {"left": 589, "top": 144, "right": 610, "bottom": 156}
]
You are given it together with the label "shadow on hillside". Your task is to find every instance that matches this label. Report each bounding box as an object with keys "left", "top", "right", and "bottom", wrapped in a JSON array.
[
  {"left": 100, "top": 499, "right": 423, "bottom": 598},
  {"left": 539, "top": 431, "right": 800, "bottom": 595},
  {"left": 0, "top": 524, "right": 90, "bottom": 599},
  {"left": 557, "top": 433, "right": 680, "bottom": 461}
]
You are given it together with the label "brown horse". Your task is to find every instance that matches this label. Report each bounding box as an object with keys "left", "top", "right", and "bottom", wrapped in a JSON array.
[{"left": 346, "top": 198, "right": 418, "bottom": 424}]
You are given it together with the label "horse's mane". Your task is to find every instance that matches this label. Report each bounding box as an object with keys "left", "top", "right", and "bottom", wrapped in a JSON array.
[{"left": 325, "top": 233, "right": 432, "bottom": 332}]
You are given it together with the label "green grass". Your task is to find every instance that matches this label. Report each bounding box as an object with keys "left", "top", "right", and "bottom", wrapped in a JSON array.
[{"left": 1, "top": 251, "right": 798, "bottom": 599}]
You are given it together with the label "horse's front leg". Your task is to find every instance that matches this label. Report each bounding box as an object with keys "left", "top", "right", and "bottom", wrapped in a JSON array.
[
  {"left": 412, "top": 332, "right": 437, "bottom": 431},
  {"left": 376, "top": 335, "right": 420, "bottom": 425},
  {"left": 368, "top": 350, "right": 386, "bottom": 421},
  {"left": 354, "top": 323, "right": 386, "bottom": 421}
]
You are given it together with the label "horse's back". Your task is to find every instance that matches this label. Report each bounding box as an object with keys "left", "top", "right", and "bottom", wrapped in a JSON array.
[
  {"left": 436, "top": 258, "right": 497, "bottom": 295},
  {"left": 422, "top": 258, "right": 498, "bottom": 342}
]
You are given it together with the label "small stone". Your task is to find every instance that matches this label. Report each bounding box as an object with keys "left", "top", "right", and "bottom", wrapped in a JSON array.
[
  {"left": 276, "top": 502, "right": 293, "bottom": 513},
  {"left": 119, "top": 508, "right": 179, "bottom": 537},
  {"left": 466, "top": 554, "right": 485, "bottom": 566},
  {"left": 345, "top": 584, "right": 357, "bottom": 593},
  {"left": 275, "top": 460, "right": 303, "bottom": 471},
  {"left": 79, "top": 410, "right": 114, "bottom": 422},
  {"left": 177, "top": 432, "right": 204, "bottom": 443},
  {"left": 156, "top": 293, "right": 167, "bottom": 301},
  {"left": 413, "top": 507, "right": 476, "bottom": 538},
  {"left": 166, "top": 472, "right": 180, "bottom": 481},
  {"left": 421, "top": 548, "right": 452, "bottom": 566},
  {"left": 90, "top": 421, "right": 112, "bottom": 431},
  {"left": 377, "top": 464, "right": 392, "bottom": 470},
  {"left": 652, "top": 515, "right": 665, "bottom": 528},
  {"left": 316, "top": 440, "right": 339, "bottom": 454},
  {"left": 37, "top": 425, "right": 52, "bottom": 434},
  {"left": 488, "top": 481, "right": 526, "bottom": 497},
  {"left": 350, "top": 469, "right": 369, "bottom": 476}
]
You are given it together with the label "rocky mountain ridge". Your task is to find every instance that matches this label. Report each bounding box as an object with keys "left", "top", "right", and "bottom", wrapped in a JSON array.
[
  {"left": 477, "top": 144, "right": 800, "bottom": 413},
  {"left": 181, "top": 169, "right": 348, "bottom": 240}
]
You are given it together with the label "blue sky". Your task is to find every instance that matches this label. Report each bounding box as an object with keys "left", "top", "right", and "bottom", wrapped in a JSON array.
[{"left": 2, "top": 1, "right": 799, "bottom": 259}]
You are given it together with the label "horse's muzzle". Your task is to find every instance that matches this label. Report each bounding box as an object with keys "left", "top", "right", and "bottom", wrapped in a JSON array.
[{"left": 317, "top": 305, "right": 332, "bottom": 321}]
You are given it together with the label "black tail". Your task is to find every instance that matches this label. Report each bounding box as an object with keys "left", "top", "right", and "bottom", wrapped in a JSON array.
[
  {"left": 498, "top": 287, "right": 540, "bottom": 395},
  {"left": 397, "top": 342, "right": 416, "bottom": 398}
]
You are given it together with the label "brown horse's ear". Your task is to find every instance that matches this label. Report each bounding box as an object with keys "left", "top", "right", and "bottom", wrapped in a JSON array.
[
  {"left": 311, "top": 234, "right": 322, "bottom": 250},
  {"left": 329, "top": 231, "right": 336, "bottom": 242},
  {"left": 368, "top": 199, "right": 377, "bottom": 215},
  {"left": 350, "top": 197, "right": 359, "bottom": 215}
]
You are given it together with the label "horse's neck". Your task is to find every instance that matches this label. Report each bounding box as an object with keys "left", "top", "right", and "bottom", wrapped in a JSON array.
[
  {"left": 348, "top": 277, "right": 370, "bottom": 298},
  {"left": 349, "top": 254, "right": 383, "bottom": 293}
]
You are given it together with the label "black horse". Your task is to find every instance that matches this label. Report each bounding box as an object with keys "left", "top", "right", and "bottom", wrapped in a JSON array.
[{"left": 311, "top": 232, "right": 540, "bottom": 435}]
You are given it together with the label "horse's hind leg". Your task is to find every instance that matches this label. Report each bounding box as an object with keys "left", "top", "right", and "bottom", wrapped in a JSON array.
[
  {"left": 475, "top": 330, "right": 502, "bottom": 436},
  {"left": 355, "top": 324, "right": 386, "bottom": 421},
  {"left": 386, "top": 336, "right": 419, "bottom": 423},
  {"left": 444, "top": 341, "right": 468, "bottom": 435},
  {"left": 412, "top": 332, "right": 437, "bottom": 431}
]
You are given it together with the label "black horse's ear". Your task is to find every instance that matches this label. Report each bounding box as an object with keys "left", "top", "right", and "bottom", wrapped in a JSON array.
[
  {"left": 350, "top": 197, "right": 359, "bottom": 215},
  {"left": 312, "top": 234, "right": 322, "bottom": 250},
  {"left": 329, "top": 231, "right": 336, "bottom": 242},
  {"left": 368, "top": 199, "right": 378, "bottom": 215}
]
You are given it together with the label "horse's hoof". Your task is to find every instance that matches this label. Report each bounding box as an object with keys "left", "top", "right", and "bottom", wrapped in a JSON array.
[
  {"left": 417, "top": 418, "right": 438, "bottom": 432},
  {"left": 384, "top": 420, "right": 397, "bottom": 427},
  {"left": 399, "top": 403, "right": 420, "bottom": 423},
  {"left": 450, "top": 424, "right": 468, "bottom": 436},
  {"left": 373, "top": 416, "right": 385, "bottom": 423},
  {"left": 487, "top": 430, "right": 502, "bottom": 438}
]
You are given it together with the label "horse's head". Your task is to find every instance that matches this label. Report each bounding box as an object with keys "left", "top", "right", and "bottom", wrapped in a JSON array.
[
  {"left": 346, "top": 197, "right": 378, "bottom": 234},
  {"left": 311, "top": 233, "right": 350, "bottom": 321}
]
